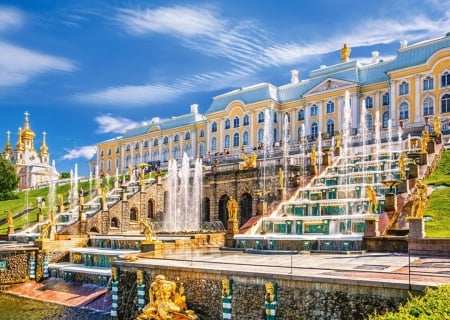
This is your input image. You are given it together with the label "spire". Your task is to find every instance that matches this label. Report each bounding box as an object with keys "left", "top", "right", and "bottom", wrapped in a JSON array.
[
  {"left": 20, "top": 110, "right": 35, "bottom": 151},
  {"left": 40, "top": 131, "right": 49, "bottom": 155},
  {"left": 16, "top": 127, "right": 24, "bottom": 151},
  {"left": 4, "top": 130, "right": 12, "bottom": 155}
]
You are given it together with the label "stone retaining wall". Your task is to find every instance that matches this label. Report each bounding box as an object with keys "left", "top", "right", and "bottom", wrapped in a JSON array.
[
  {"left": 0, "top": 248, "right": 34, "bottom": 288},
  {"left": 114, "top": 263, "right": 412, "bottom": 320}
]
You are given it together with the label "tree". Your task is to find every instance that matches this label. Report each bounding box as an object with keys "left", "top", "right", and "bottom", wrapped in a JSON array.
[{"left": 0, "top": 156, "right": 19, "bottom": 201}]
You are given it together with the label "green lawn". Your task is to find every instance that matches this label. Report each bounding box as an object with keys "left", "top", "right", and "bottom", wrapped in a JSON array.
[{"left": 423, "top": 149, "right": 450, "bottom": 237}]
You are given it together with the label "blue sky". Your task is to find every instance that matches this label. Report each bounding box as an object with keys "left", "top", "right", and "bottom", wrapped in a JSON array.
[{"left": 0, "top": 0, "right": 449, "bottom": 176}]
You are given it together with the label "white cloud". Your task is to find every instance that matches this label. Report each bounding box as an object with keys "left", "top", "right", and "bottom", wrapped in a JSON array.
[
  {"left": 95, "top": 114, "right": 143, "bottom": 134},
  {"left": 62, "top": 145, "right": 97, "bottom": 160},
  {"left": 116, "top": 6, "right": 223, "bottom": 37},
  {"left": 0, "top": 41, "right": 76, "bottom": 87},
  {"left": 0, "top": 6, "right": 23, "bottom": 31},
  {"left": 75, "top": 84, "right": 181, "bottom": 106}
]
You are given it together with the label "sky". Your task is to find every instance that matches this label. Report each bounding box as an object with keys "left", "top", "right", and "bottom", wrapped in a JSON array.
[{"left": 0, "top": 0, "right": 449, "bottom": 176}]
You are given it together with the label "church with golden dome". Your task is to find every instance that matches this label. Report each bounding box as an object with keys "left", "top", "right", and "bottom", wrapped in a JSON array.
[{"left": 3, "top": 112, "right": 58, "bottom": 190}]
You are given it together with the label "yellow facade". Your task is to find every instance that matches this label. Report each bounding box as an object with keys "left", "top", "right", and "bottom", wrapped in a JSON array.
[{"left": 96, "top": 34, "right": 450, "bottom": 176}]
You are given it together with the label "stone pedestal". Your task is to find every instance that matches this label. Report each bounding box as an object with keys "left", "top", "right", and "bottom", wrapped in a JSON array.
[
  {"left": 408, "top": 163, "right": 418, "bottom": 179},
  {"left": 37, "top": 213, "right": 44, "bottom": 222},
  {"left": 426, "top": 140, "right": 435, "bottom": 154},
  {"left": 398, "top": 179, "right": 409, "bottom": 194},
  {"left": 364, "top": 217, "right": 380, "bottom": 237},
  {"left": 80, "top": 221, "right": 87, "bottom": 234},
  {"left": 384, "top": 193, "right": 397, "bottom": 212},
  {"left": 141, "top": 240, "right": 163, "bottom": 252},
  {"left": 278, "top": 188, "right": 286, "bottom": 200},
  {"left": 418, "top": 153, "right": 427, "bottom": 165},
  {"left": 334, "top": 147, "right": 341, "bottom": 156},
  {"left": 156, "top": 175, "right": 162, "bottom": 186},
  {"left": 432, "top": 133, "right": 442, "bottom": 145},
  {"left": 257, "top": 200, "right": 267, "bottom": 216},
  {"left": 322, "top": 152, "right": 331, "bottom": 166},
  {"left": 225, "top": 220, "right": 239, "bottom": 248},
  {"left": 7, "top": 226, "right": 15, "bottom": 235},
  {"left": 310, "top": 164, "right": 318, "bottom": 176},
  {"left": 408, "top": 217, "right": 425, "bottom": 239}
]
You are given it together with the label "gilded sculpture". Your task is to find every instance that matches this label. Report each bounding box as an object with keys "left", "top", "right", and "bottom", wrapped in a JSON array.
[
  {"left": 278, "top": 168, "right": 284, "bottom": 189},
  {"left": 137, "top": 275, "right": 197, "bottom": 320},
  {"left": 410, "top": 180, "right": 428, "bottom": 218},
  {"left": 241, "top": 152, "right": 257, "bottom": 169},
  {"left": 310, "top": 145, "right": 317, "bottom": 166},
  {"left": 38, "top": 221, "right": 53, "bottom": 241},
  {"left": 340, "top": 43, "right": 351, "bottom": 62},
  {"left": 140, "top": 219, "right": 156, "bottom": 242},
  {"left": 420, "top": 130, "right": 430, "bottom": 153},
  {"left": 433, "top": 116, "right": 442, "bottom": 136},
  {"left": 227, "top": 197, "right": 238, "bottom": 222},
  {"left": 366, "top": 185, "right": 378, "bottom": 215},
  {"left": 265, "top": 282, "right": 275, "bottom": 303},
  {"left": 399, "top": 153, "right": 407, "bottom": 180},
  {"left": 221, "top": 278, "right": 231, "bottom": 297},
  {"left": 7, "top": 210, "right": 14, "bottom": 227}
]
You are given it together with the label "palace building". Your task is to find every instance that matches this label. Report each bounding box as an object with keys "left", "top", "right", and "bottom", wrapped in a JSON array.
[
  {"left": 3, "top": 112, "right": 58, "bottom": 190},
  {"left": 96, "top": 33, "right": 450, "bottom": 176}
]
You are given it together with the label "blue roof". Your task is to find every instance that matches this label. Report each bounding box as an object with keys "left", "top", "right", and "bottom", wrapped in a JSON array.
[
  {"left": 205, "top": 83, "right": 278, "bottom": 114},
  {"left": 121, "top": 112, "right": 206, "bottom": 139}
]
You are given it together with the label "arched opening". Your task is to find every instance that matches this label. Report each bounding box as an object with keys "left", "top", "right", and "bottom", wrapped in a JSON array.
[
  {"left": 239, "top": 193, "right": 253, "bottom": 226},
  {"left": 218, "top": 195, "right": 230, "bottom": 228},
  {"left": 130, "top": 207, "right": 138, "bottom": 222},
  {"left": 111, "top": 217, "right": 119, "bottom": 228},
  {"left": 148, "top": 199, "right": 155, "bottom": 219},
  {"left": 89, "top": 226, "right": 100, "bottom": 233},
  {"left": 202, "top": 197, "right": 210, "bottom": 223}
]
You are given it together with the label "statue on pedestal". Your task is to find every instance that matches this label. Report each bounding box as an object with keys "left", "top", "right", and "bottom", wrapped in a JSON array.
[
  {"left": 140, "top": 219, "right": 155, "bottom": 242},
  {"left": 410, "top": 180, "right": 428, "bottom": 218},
  {"left": 399, "top": 153, "right": 407, "bottom": 180},
  {"left": 137, "top": 275, "right": 197, "bottom": 320},
  {"left": 37, "top": 221, "right": 53, "bottom": 241},
  {"left": 366, "top": 185, "right": 378, "bottom": 215},
  {"left": 241, "top": 152, "right": 257, "bottom": 169},
  {"left": 7, "top": 210, "right": 14, "bottom": 227},
  {"left": 433, "top": 116, "right": 442, "bottom": 136},
  {"left": 227, "top": 197, "right": 238, "bottom": 222},
  {"left": 278, "top": 168, "right": 284, "bottom": 189}
]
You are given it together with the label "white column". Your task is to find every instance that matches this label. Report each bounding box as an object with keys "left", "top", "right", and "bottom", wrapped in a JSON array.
[
  {"left": 390, "top": 80, "right": 396, "bottom": 124},
  {"left": 304, "top": 104, "right": 310, "bottom": 135},
  {"left": 415, "top": 74, "right": 421, "bottom": 122},
  {"left": 352, "top": 93, "right": 359, "bottom": 132}
]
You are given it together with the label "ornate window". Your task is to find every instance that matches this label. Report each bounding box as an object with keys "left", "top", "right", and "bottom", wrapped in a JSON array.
[
  {"left": 135, "top": 142, "right": 139, "bottom": 150},
  {"left": 198, "top": 143, "right": 205, "bottom": 157},
  {"left": 107, "top": 159, "right": 111, "bottom": 170},
  {"left": 283, "top": 112, "right": 290, "bottom": 122},
  {"left": 199, "top": 129, "right": 205, "bottom": 137},
  {"left": 233, "top": 117, "right": 240, "bottom": 128},
  {"left": 365, "top": 114, "right": 373, "bottom": 130},
  {"left": 326, "top": 119, "right": 334, "bottom": 134},
  {"left": 298, "top": 109, "right": 304, "bottom": 121},
  {"left": 273, "top": 112, "right": 277, "bottom": 123},
  {"left": 243, "top": 115, "right": 250, "bottom": 126},
  {"left": 382, "top": 111, "right": 389, "bottom": 128},
  {"left": 243, "top": 131, "right": 249, "bottom": 145},
  {"left": 311, "top": 122, "right": 318, "bottom": 138},
  {"left": 143, "top": 141, "right": 149, "bottom": 148},
  {"left": 211, "top": 122, "right": 217, "bottom": 132},
  {"left": 185, "top": 132, "right": 190, "bottom": 140},
  {"left": 399, "top": 102, "right": 409, "bottom": 120},
  {"left": 224, "top": 135, "right": 230, "bottom": 149},
  {"left": 211, "top": 137, "right": 217, "bottom": 150},
  {"left": 225, "top": 119, "right": 231, "bottom": 129},
  {"left": 174, "top": 135, "right": 179, "bottom": 142},
  {"left": 100, "top": 150, "right": 104, "bottom": 156},
  {"left": 258, "top": 128, "right": 264, "bottom": 143},
  {"left": 365, "top": 96, "right": 373, "bottom": 108},
  {"left": 326, "top": 101, "right": 335, "bottom": 113},
  {"left": 258, "top": 112, "right": 265, "bottom": 123},
  {"left": 116, "top": 147, "right": 120, "bottom": 153},
  {"left": 153, "top": 139, "right": 158, "bottom": 146},
  {"left": 126, "top": 144, "right": 131, "bottom": 151},
  {"left": 163, "top": 136, "right": 169, "bottom": 144},
  {"left": 115, "top": 158, "right": 119, "bottom": 169},
  {"left": 441, "top": 72, "right": 450, "bottom": 87},
  {"left": 311, "top": 105, "right": 319, "bottom": 116},
  {"left": 423, "top": 76, "right": 434, "bottom": 91},
  {"left": 423, "top": 97, "right": 434, "bottom": 116},
  {"left": 107, "top": 148, "right": 111, "bottom": 155},
  {"left": 382, "top": 92, "right": 390, "bottom": 106},
  {"left": 442, "top": 94, "right": 450, "bottom": 113},
  {"left": 399, "top": 81, "right": 409, "bottom": 96},
  {"left": 233, "top": 133, "right": 240, "bottom": 146}
]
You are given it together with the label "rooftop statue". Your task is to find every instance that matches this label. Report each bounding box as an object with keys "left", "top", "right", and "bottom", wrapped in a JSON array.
[
  {"left": 241, "top": 152, "right": 257, "bottom": 169},
  {"left": 137, "top": 274, "right": 197, "bottom": 320},
  {"left": 340, "top": 43, "right": 351, "bottom": 62}
]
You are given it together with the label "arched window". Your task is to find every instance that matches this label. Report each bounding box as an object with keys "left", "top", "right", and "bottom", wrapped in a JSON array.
[
  {"left": 184, "top": 144, "right": 192, "bottom": 157},
  {"left": 233, "top": 117, "right": 240, "bottom": 128},
  {"left": 273, "top": 112, "right": 277, "bottom": 123},
  {"left": 298, "top": 109, "right": 304, "bottom": 121},
  {"left": 111, "top": 217, "right": 119, "bottom": 228},
  {"left": 258, "top": 128, "right": 264, "bottom": 143},
  {"left": 311, "top": 105, "right": 318, "bottom": 116},
  {"left": 151, "top": 151, "right": 159, "bottom": 162},
  {"left": 399, "top": 81, "right": 409, "bottom": 95},
  {"left": 198, "top": 143, "right": 205, "bottom": 157},
  {"left": 273, "top": 128, "right": 278, "bottom": 142},
  {"left": 211, "top": 122, "right": 217, "bottom": 132},
  {"left": 284, "top": 112, "right": 290, "bottom": 122},
  {"left": 211, "top": 137, "right": 217, "bottom": 150},
  {"left": 365, "top": 96, "right": 373, "bottom": 108},
  {"left": 153, "top": 139, "right": 158, "bottom": 146},
  {"left": 225, "top": 119, "right": 231, "bottom": 129},
  {"left": 326, "top": 101, "right": 334, "bottom": 113},
  {"left": 144, "top": 151, "right": 149, "bottom": 163},
  {"left": 258, "top": 112, "right": 265, "bottom": 123},
  {"left": 115, "top": 158, "right": 119, "bottom": 169},
  {"left": 233, "top": 133, "right": 240, "bottom": 146},
  {"left": 107, "top": 148, "right": 111, "bottom": 155},
  {"left": 423, "top": 97, "right": 434, "bottom": 116},
  {"left": 399, "top": 102, "right": 409, "bottom": 120},
  {"left": 147, "top": 199, "right": 155, "bottom": 219},
  {"left": 311, "top": 122, "right": 318, "bottom": 138},
  {"left": 365, "top": 114, "right": 373, "bottom": 130},
  {"left": 243, "top": 115, "right": 250, "bottom": 126},
  {"left": 442, "top": 94, "right": 450, "bottom": 113},
  {"left": 144, "top": 140, "right": 149, "bottom": 148},
  {"left": 298, "top": 127, "right": 304, "bottom": 140},
  {"left": 134, "top": 154, "right": 139, "bottom": 166},
  {"left": 107, "top": 159, "right": 111, "bottom": 170},
  {"left": 185, "top": 132, "right": 191, "bottom": 140},
  {"left": 382, "top": 111, "right": 390, "bottom": 128},
  {"left": 326, "top": 119, "right": 334, "bottom": 134},
  {"left": 224, "top": 135, "right": 230, "bottom": 148},
  {"left": 382, "top": 92, "right": 390, "bottom": 106},
  {"left": 135, "top": 142, "right": 139, "bottom": 150},
  {"left": 173, "top": 147, "right": 180, "bottom": 159},
  {"left": 163, "top": 149, "right": 169, "bottom": 161},
  {"left": 125, "top": 156, "right": 130, "bottom": 168},
  {"left": 116, "top": 146, "right": 120, "bottom": 153},
  {"left": 163, "top": 136, "right": 169, "bottom": 144},
  {"left": 130, "top": 207, "right": 137, "bottom": 221},
  {"left": 243, "top": 131, "right": 249, "bottom": 145},
  {"left": 126, "top": 144, "right": 130, "bottom": 151},
  {"left": 423, "top": 76, "right": 434, "bottom": 90},
  {"left": 199, "top": 130, "right": 205, "bottom": 137},
  {"left": 174, "top": 135, "right": 179, "bottom": 142},
  {"left": 441, "top": 72, "right": 450, "bottom": 87}
]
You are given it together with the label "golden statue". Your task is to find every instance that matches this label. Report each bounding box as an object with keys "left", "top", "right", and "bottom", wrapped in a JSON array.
[
  {"left": 310, "top": 145, "right": 317, "bottom": 166},
  {"left": 102, "top": 187, "right": 107, "bottom": 209},
  {"left": 335, "top": 131, "right": 342, "bottom": 149},
  {"left": 399, "top": 153, "right": 407, "bottom": 180},
  {"left": 7, "top": 210, "right": 14, "bottom": 227},
  {"left": 227, "top": 196, "right": 238, "bottom": 222},
  {"left": 49, "top": 208, "right": 55, "bottom": 225},
  {"left": 265, "top": 282, "right": 275, "bottom": 303},
  {"left": 137, "top": 270, "right": 144, "bottom": 285},
  {"left": 366, "top": 185, "right": 378, "bottom": 215},
  {"left": 241, "top": 152, "right": 257, "bottom": 169},
  {"left": 420, "top": 130, "right": 430, "bottom": 153},
  {"left": 58, "top": 194, "right": 64, "bottom": 212},
  {"left": 410, "top": 180, "right": 428, "bottom": 218},
  {"left": 434, "top": 116, "right": 442, "bottom": 136},
  {"left": 38, "top": 221, "right": 53, "bottom": 241},
  {"left": 340, "top": 43, "right": 351, "bottom": 62},
  {"left": 111, "top": 266, "right": 118, "bottom": 282},
  {"left": 278, "top": 168, "right": 284, "bottom": 189},
  {"left": 140, "top": 219, "right": 155, "bottom": 242},
  {"left": 221, "top": 278, "right": 231, "bottom": 297},
  {"left": 137, "top": 275, "right": 197, "bottom": 320}
]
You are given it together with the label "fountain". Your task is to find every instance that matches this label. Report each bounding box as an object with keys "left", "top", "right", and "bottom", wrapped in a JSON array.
[{"left": 163, "top": 153, "right": 202, "bottom": 232}]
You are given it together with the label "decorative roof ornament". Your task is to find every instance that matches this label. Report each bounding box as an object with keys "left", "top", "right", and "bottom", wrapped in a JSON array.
[
  {"left": 340, "top": 43, "right": 351, "bottom": 62},
  {"left": 4, "top": 130, "right": 11, "bottom": 155},
  {"left": 40, "top": 131, "right": 48, "bottom": 155}
]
